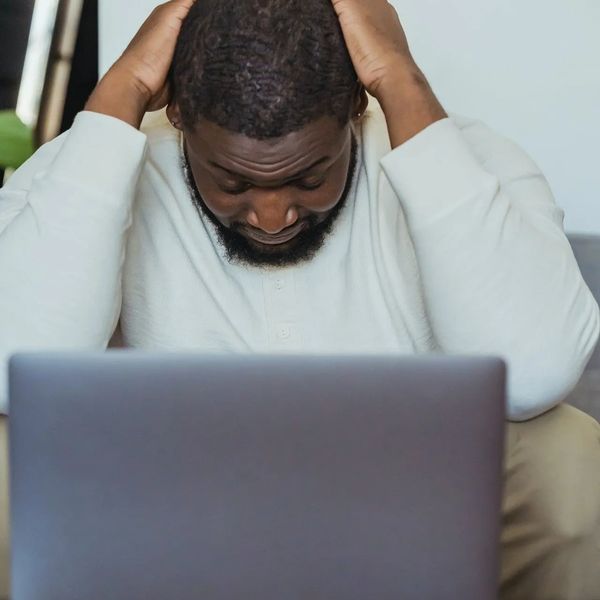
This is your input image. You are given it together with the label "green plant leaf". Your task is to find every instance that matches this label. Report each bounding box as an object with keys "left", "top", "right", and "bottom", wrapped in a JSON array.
[{"left": 0, "top": 110, "right": 34, "bottom": 170}]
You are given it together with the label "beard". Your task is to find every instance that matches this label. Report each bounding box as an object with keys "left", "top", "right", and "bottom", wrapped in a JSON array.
[{"left": 182, "top": 135, "right": 358, "bottom": 269}]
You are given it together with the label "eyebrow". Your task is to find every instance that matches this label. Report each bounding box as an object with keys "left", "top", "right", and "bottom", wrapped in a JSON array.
[{"left": 207, "top": 156, "right": 331, "bottom": 182}]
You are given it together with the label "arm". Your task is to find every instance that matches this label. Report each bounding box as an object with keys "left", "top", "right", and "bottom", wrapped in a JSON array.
[
  {"left": 0, "top": 113, "right": 147, "bottom": 415},
  {"left": 380, "top": 116, "right": 599, "bottom": 420},
  {"left": 0, "top": 0, "right": 195, "bottom": 414},
  {"left": 332, "top": 0, "right": 599, "bottom": 419}
]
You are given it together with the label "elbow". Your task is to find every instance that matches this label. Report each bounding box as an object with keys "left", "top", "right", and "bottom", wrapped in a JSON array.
[
  {"left": 506, "top": 366, "right": 583, "bottom": 422},
  {"left": 507, "top": 388, "right": 568, "bottom": 423},
  {"left": 506, "top": 302, "right": 599, "bottom": 422}
]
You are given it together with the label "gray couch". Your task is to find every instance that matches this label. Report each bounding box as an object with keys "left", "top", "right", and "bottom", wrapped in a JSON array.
[{"left": 566, "top": 235, "right": 600, "bottom": 421}]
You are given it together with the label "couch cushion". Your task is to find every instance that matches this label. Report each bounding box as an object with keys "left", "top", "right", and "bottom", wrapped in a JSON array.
[{"left": 566, "top": 235, "right": 600, "bottom": 421}]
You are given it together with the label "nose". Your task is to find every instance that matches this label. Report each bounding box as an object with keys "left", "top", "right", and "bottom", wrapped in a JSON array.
[{"left": 246, "top": 191, "right": 300, "bottom": 234}]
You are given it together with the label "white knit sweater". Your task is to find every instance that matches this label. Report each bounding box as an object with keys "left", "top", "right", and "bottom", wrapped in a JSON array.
[{"left": 0, "top": 101, "right": 597, "bottom": 419}]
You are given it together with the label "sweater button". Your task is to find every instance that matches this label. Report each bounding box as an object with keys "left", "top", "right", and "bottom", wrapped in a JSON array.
[{"left": 278, "top": 326, "right": 291, "bottom": 340}]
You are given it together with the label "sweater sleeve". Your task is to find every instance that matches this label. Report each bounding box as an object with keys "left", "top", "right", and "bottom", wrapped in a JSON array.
[
  {"left": 380, "top": 117, "right": 599, "bottom": 421},
  {"left": 0, "top": 111, "right": 147, "bottom": 414}
]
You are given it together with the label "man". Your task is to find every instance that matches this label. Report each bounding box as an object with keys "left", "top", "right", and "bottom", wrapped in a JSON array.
[{"left": 0, "top": 0, "right": 599, "bottom": 597}]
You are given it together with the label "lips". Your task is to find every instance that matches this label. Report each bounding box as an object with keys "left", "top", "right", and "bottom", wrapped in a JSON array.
[{"left": 243, "top": 221, "right": 308, "bottom": 246}]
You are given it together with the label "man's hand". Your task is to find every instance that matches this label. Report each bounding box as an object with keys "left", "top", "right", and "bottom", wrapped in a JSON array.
[
  {"left": 330, "top": 0, "right": 412, "bottom": 99},
  {"left": 331, "top": 0, "right": 447, "bottom": 147},
  {"left": 85, "top": 0, "right": 195, "bottom": 129}
]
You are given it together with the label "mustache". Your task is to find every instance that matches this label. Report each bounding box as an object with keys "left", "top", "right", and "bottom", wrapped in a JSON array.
[{"left": 233, "top": 216, "right": 318, "bottom": 238}]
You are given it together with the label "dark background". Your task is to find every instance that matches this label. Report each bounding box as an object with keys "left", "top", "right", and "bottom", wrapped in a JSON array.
[
  {"left": 0, "top": 0, "right": 98, "bottom": 182},
  {"left": 60, "top": 0, "right": 99, "bottom": 132},
  {"left": 0, "top": 0, "right": 36, "bottom": 111}
]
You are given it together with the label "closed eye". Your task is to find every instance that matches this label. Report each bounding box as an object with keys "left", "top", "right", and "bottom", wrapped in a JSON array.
[
  {"left": 221, "top": 179, "right": 324, "bottom": 194},
  {"left": 220, "top": 182, "right": 252, "bottom": 195},
  {"left": 296, "top": 179, "right": 324, "bottom": 190}
]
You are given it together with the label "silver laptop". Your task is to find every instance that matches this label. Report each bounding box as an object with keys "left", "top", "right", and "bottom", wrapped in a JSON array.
[{"left": 8, "top": 352, "right": 506, "bottom": 600}]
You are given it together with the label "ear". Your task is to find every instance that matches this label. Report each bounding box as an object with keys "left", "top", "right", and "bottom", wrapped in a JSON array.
[
  {"left": 352, "top": 85, "right": 369, "bottom": 121},
  {"left": 166, "top": 102, "right": 183, "bottom": 130}
]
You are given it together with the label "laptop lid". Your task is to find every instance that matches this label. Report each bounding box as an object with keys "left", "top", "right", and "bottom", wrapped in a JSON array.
[{"left": 9, "top": 352, "right": 506, "bottom": 600}]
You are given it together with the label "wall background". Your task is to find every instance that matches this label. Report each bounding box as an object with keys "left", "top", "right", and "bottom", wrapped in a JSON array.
[{"left": 99, "top": 0, "right": 600, "bottom": 234}]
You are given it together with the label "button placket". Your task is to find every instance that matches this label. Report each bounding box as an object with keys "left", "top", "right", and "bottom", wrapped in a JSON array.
[{"left": 262, "top": 273, "right": 301, "bottom": 348}]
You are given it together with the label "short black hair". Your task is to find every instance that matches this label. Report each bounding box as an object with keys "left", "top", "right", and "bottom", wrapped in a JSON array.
[{"left": 171, "top": 0, "right": 358, "bottom": 139}]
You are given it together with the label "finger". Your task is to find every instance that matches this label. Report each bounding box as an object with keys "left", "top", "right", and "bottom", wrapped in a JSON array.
[
  {"left": 163, "top": 0, "right": 197, "bottom": 12},
  {"left": 152, "top": 0, "right": 196, "bottom": 20},
  {"left": 165, "top": 0, "right": 197, "bottom": 23}
]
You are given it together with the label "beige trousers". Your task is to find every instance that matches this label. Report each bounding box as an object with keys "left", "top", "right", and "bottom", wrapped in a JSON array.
[
  {"left": 500, "top": 404, "right": 600, "bottom": 600},
  {"left": 0, "top": 403, "right": 599, "bottom": 600}
]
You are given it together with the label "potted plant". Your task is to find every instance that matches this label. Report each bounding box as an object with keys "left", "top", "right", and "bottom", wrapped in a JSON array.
[{"left": 0, "top": 110, "right": 34, "bottom": 171}]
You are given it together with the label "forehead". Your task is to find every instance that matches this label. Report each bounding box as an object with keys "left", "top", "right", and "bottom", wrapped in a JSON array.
[{"left": 184, "top": 116, "right": 350, "bottom": 182}]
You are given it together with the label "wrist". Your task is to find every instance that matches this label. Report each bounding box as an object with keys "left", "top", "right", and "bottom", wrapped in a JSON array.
[
  {"left": 85, "top": 66, "right": 150, "bottom": 130},
  {"left": 376, "top": 63, "right": 448, "bottom": 148}
]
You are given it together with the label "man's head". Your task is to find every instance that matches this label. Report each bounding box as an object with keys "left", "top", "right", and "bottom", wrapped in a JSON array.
[{"left": 167, "top": 0, "right": 367, "bottom": 267}]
